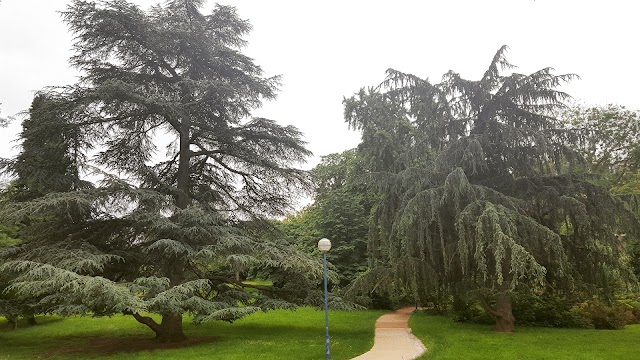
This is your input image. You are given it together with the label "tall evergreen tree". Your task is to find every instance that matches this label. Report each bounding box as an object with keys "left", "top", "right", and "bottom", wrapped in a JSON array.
[
  {"left": 1, "top": 0, "right": 319, "bottom": 342},
  {"left": 3, "top": 95, "right": 89, "bottom": 201},
  {"left": 345, "top": 47, "right": 638, "bottom": 332},
  {"left": 0, "top": 95, "right": 87, "bottom": 328}
]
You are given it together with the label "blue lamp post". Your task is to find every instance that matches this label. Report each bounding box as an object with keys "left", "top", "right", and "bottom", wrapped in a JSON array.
[{"left": 318, "top": 238, "right": 332, "bottom": 359}]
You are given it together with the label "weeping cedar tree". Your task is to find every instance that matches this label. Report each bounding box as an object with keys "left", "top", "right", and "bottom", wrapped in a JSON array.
[
  {"left": 0, "top": 0, "right": 328, "bottom": 342},
  {"left": 345, "top": 46, "right": 639, "bottom": 332}
]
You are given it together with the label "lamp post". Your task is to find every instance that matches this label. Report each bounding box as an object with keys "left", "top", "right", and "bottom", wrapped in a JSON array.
[{"left": 318, "top": 238, "right": 332, "bottom": 359}]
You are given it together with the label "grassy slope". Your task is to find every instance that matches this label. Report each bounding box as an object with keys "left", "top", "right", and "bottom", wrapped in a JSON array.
[
  {"left": 0, "top": 308, "right": 383, "bottom": 360},
  {"left": 410, "top": 312, "right": 640, "bottom": 360}
]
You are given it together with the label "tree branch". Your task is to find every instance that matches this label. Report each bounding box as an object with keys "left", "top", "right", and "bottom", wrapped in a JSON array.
[{"left": 130, "top": 313, "right": 162, "bottom": 333}]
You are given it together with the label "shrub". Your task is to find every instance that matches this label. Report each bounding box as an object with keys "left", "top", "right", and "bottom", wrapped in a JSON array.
[
  {"left": 441, "top": 292, "right": 640, "bottom": 330},
  {"left": 571, "top": 299, "right": 630, "bottom": 330},
  {"left": 512, "top": 293, "right": 586, "bottom": 328},
  {"left": 450, "top": 297, "right": 493, "bottom": 324},
  {"left": 615, "top": 294, "right": 640, "bottom": 325}
]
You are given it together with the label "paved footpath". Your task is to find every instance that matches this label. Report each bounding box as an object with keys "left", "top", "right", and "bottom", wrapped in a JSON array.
[{"left": 351, "top": 307, "right": 426, "bottom": 360}]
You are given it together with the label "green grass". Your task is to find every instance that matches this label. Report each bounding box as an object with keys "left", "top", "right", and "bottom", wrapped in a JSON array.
[
  {"left": 0, "top": 308, "right": 383, "bottom": 359},
  {"left": 242, "top": 279, "right": 273, "bottom": 286},
  {"left": 411, "top": 312, "right": 640, "bottom": 359}
]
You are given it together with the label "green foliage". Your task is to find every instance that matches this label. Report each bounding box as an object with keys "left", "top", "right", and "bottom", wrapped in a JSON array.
[
  {"left": 1, "top": 95, "right": 90, "bottom": 201},
  {"left": 0, "top": 183, "right": 328, "bottom": 317},
  {"left": 0, "top": 225, "right": 19, "bottom": 247},
  {"left": 277, "top": 207, "right": 322, "bottom": 253},
  {"left": 449, "top": 297, "right": 493, "bottom": 324},
  {"left": 277, "top": 150, "right": 377, "bottom": 286},
  {"left": 0, "top": 0, "right": 324, "bottom": 341},
  {"left": 0, "top": 229, "right": 23, "bottom": 326},
  {"left": 570, "top": 299, "right": 630, "bottom": 330},
  {"left": 510, "top": 293, "right": 587, "bottom": 328},
  {"left": 615, "top": 294, "right": 640, "bottom": 324},
  {"left": 451, "top": 292, "right": 640, "bottom": 330},
  {"left": 311, "top": 150, "right": 377, "bottom": 283},
  {"left": 344, "top": 46, "right": 639, "bottom": 330},
  {"left": 562, "top": 104, "right": 640, "bottom": 192},
  {"left": 561, "top": 105, "right": 640, "bottom": 282},
  {"left": 0, "top": 94, "right": 91, "bottom": 328}
]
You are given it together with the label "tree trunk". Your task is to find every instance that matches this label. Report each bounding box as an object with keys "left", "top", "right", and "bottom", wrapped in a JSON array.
[
  {"left": 27, "top": 314, "right": 37, "bottom": 326},
  {"left": 156, "top": 314, "right": 186, "bottom": 343},
  {"left": 132, "top": 313, "right": 186, "bottom": 342},
  {"left": 494, "top": 292, "right": 515, "bottom": 333},
  {"left": 7, "top": 317, "right": 17, "bottom": 330},
  {"left": 176, "top": 117, "right": 191, "bottom": 210}
]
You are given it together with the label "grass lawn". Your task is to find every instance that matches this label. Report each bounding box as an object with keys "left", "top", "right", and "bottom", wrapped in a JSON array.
[
  {"left": 0, "top": 308, "right": 383, "bottom": 359},
  {"left": 410, "top": 311, "right": 640, "bottom": 359}
]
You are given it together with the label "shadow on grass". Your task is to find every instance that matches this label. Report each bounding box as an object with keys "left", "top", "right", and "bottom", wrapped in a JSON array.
[
  {"left": 43, "top": 335, "right": 219, "bottom": 359},
  {"left": 1, "top": 309, "right": 381, "bottom": 360},
  {"left": 0, "top": 316, "right": 65, "bottom": 332}
]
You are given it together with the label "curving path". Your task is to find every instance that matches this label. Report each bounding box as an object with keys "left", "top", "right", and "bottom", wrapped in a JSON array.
[{"left": 351, "top": 307, "right": 426, "bottom": 360}]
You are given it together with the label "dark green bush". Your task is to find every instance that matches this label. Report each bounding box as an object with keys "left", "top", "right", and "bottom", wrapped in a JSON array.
[
  {"left": 369, "top": 291, "right": 417, "bottom": 310},
  {"left": 450, "top": 297, "right": 493, "bottom": 324},
  {"left": 512, "top": 293, "right": 586, "bottom": 328},
  {"left": 435, "top": 292, "right": 640, "bottom": 329},
  {"left": 571, "top": 299, "right": 631, "bottom": 330},
  {"left": 615, "top": 295, "right": 640, "bottom": 325}
]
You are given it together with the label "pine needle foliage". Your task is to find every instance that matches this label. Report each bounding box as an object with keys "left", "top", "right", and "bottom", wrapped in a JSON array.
[
  {"left": 0, "top": 0, "right": 322, "bottom": 342},
  {"left": 0, "top": 95, "right": 91, "bottom": 329},
  {"left": 1, "top": 95, "right": 91, "bottom": 201},
  {"left": 344, "top": 46, "right": 639, "bottom": 331}
]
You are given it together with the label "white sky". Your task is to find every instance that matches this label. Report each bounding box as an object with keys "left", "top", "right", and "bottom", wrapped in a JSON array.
[{"left": 1, "top": 0, "right": 639, "bottom": 169}]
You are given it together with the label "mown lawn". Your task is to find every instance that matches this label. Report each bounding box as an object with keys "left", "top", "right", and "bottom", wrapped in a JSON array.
[
  {"left": 0, "top": 308, "right": 383, "bottom": 359},
  {"left": 411, "top": 312, "right": 640, "bottom": 360}
]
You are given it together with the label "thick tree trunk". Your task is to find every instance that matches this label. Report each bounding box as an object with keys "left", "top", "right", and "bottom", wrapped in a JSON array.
[
  {"left": 27, "top": 314, "right": 37, "bottom": 326},
  {"left": 156, "top": 314, "right": 186, "bottom": 343},
  {"left": 494, "top": 292, "right": 515, "bottom": 333},
  {"left": 132, "top": 313, "right": 186, "bottom": 343}
]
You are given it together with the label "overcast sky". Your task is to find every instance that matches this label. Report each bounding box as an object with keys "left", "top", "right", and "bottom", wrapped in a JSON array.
[{"left": 1, "top": 0, "right": 639, "bottom": 169}]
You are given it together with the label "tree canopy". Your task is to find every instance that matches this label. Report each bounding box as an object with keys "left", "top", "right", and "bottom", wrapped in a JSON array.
[
  {"left": 345, "top": 46, "right": 638, "bottom": 332},
  {"left": 278, "top": 150, "right": 376, "bottom": 286},
  {"left": 562, "top": 104, "right": 640, "bottom": 194}
]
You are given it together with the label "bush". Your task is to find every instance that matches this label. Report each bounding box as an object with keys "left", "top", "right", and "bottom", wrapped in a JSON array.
[
  {"left": 571, "top": 299, "right": 631, "bottom": 330},
  {"left": 441, "top": 292, "right": 640, "bottom": 329},
  {"left": 615, "top": 295, "right": 640, "bottom": 325},
  {"left": 512, "top": 293, "right": 640, "bottom": 329},
  {"left": 450, "top": 297, "right": 493, "bottom": 324},
  {"left": 512, "top": 293, "right": 586, "bottom": 328}
]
